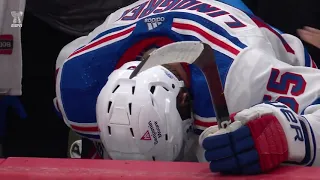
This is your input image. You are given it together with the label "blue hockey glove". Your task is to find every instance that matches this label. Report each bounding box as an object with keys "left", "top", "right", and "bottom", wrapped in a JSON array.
[{"left": 199, "top": 101, "right": 310, "bottom": 174}]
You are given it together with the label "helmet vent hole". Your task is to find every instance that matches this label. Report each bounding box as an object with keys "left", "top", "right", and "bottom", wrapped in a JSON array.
[
  {"left": 107, "top": 101, "right": 112, "bottom": 113},
  {"left": 151, "top": 98, "right": 154, "bottom": 106},
  {"left": 108, "top": 126, "right": 112, "bottom": 135},
  {"left": 165, "top": 134, "right": 168, "bottom": 141},
  {"left": 132, "top": 86, "right": 135, "bottom": 94},
  {"left": 150, "top": 86, "right": 156, "bottom": 94},
  {"left": 152, "top": 156, "right": 156, "bottom": 161},
  {"left": 172, "top": 84, "right": 175, "bottom": 89},
  {"left": 128, "top": 103, "right": 132, "bottom": 115},
  {"left": 130, "top": 128, "right": 134, "bottom": 137},
  {"left": 112, "top": 85, "right": 120, "bottom": 93}
]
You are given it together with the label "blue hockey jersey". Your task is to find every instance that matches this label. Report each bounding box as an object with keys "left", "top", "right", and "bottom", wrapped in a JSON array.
[{"left": 54, "top": 0, "right": 319, "bottom": 149}]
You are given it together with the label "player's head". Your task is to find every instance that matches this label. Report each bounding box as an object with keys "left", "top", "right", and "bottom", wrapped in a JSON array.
[{"left": 96, "top": 61, "right": 193, "bottom": 161}]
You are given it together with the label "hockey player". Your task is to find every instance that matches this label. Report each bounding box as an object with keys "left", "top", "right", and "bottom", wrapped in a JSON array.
[{"left": 55, "top": 0, "right": 320, "bottom": 174}]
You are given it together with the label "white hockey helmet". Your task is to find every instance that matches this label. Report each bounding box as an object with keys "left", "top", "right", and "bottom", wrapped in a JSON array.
[{"left": 96, "top": 61, "right": 193, "bottom": 161}]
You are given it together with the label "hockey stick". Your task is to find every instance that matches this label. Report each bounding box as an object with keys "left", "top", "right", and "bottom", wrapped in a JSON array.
[{"left": 130, "top": 41, "right": 230, "bottom": 129}]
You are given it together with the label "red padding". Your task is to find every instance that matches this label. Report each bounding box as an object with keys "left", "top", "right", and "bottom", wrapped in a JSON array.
[{"left": 0, "top": 158, "right": 318, "bottom": 180}]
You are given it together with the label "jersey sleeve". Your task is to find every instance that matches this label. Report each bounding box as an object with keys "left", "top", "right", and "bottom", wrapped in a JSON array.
[
  {"left": 281, "top": 33, "right": 317, "bottom": 68},
  {"left": 55, "top": 17, "right": 112, "bottom": 70},
  {"left": 54, "top": 15, "right": 114, "bottom": 140},
  {"left": 225, "top": 47, "right": 320, "bottom": 166},
  {"left": 54, "top": 2, "right": 141, "bottom": 140}
]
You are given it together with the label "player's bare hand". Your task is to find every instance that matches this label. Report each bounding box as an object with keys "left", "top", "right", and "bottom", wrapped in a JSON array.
[
  {"left": 200, "top": 102, "right": 309, "bottom": 174},
  {"left": 298, "top": 26, "right": 320, "bottom": 49}
]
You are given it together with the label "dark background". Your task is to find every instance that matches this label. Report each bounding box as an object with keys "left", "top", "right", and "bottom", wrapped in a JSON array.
[{"left": 243, "top": 0, "right": 320, "bottom": 66}]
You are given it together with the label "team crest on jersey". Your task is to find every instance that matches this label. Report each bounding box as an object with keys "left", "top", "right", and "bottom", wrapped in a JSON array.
[{"left": 144, "top": 17, "right": 165, "bottom": 30}]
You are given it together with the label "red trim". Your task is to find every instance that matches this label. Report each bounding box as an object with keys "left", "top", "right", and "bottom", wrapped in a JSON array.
[
  {"left": 194, "top": 119, "right": 217, "bottom": 127},
  {"left": 115, "top": 37, "right": 174, "bottom": 69},
  {"left": 312, "top": 60, "right": 318, "bottom": 69},
  {"left": 70, "top": 125, "right": 99, "bottom": 132},
  {"left": 251, "top": 17, "right": 295, "bottom": 54},
  {"left": 0, "top": 49, "right": 12, "bottom": 54},
  {"left": 69, "top": 27, "right": 135, "bottom": 58},
  {"left": 172, "top": 22, "right": 240, "bottom": 55},
  {"left": 0, "top": 34, "right": 13, "bottom": 40}
]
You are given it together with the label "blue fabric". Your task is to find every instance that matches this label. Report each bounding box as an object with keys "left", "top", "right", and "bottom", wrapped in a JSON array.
[
  {"left": 203, "top": 126, "right": 262, "bottom": 174},
  {"left": 0, "top": 96, "right": 27, "bottom": 137}
]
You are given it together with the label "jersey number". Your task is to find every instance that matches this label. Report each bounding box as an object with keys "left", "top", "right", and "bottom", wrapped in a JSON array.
[{"left": 264, "top": 68, "right": 306, "bottom": 113}]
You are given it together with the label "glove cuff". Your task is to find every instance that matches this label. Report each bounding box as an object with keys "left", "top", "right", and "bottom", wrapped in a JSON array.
[{"left": 257, "top": 102, "right": 306, "bottom": 163}]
